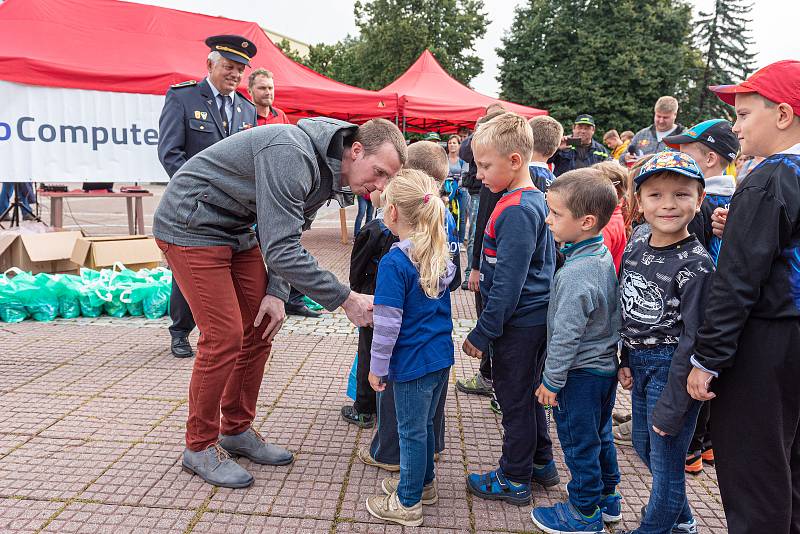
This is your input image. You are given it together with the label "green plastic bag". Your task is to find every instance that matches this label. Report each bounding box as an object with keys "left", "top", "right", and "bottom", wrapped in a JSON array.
[
  {"left": 24, "top": 273, "right": 59, "bottom": 321},
  {"left": 0, "top": 268, "right": 30, "bottom": 323},
  {"left": 142, "top": 268, "right": 171, "bottom": 319},
  {"left": 54, "top": 274, "right": 82, "bottom": 319},
  {"left": 78, "top": 268, "right": 111, "bottom": 317}
]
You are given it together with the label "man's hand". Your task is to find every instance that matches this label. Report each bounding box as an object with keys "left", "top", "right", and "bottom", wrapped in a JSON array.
[
  {"left": 254, "top": 294, "right": 286, "bottom": 342},
  {"left": 618, "top": 367, "right": 633, "bottom": 390},
  {"left": 558, "top": 136, "right": 569, "bottom": 150},
  {"left": 342, "top": 291, "right": 374, "bottom": 327},
  {"left": 468, "top": 270, "right": 480, "bottom": 292},
  {"left": 652, "top": 426, "right": 669, "bottom": 437},
  {"left": 687, "top": 367, "right": 716, "bottom": 401},
  {"left": 462, "top": 338, "right": 483, "bottom": 359},
  {"left": 624, "top": 153, "right": 639, "bottom": 164},
  {"left": 535, "top": 383, "right": 558, "bottom": 407},
  {"left": 711, "top": 207, "right": 729, "bottom": 238},
  {"left": 368, "top": 372, "right": 385, "bottom": 392}
]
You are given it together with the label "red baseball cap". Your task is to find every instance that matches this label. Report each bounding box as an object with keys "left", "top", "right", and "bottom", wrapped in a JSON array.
[{"left": 709, "top": 60, "right": 800, "bottom": 117}]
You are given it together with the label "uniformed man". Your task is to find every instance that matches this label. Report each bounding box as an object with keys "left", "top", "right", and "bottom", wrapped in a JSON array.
[
  {"left": 549, "top": 114, "right": 610, "bottom": 176},
  {"left": 157, "top": 35, "right": 258, "bottom": 358}
]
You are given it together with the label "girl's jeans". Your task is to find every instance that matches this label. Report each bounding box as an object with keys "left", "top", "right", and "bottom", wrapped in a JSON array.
[
  {"left": 393, "top": 367, "right": 449, "bottom": 507},
  {"left": 629, "top": 346, "right": 701, "bottom": 534}
]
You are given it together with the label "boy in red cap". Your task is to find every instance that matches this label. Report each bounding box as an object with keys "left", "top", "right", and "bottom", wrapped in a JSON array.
[{"left": 687, "top": 60, "right": 800, "bottom": 534}]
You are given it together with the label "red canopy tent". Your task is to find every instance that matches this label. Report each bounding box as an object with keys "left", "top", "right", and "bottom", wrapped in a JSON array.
[
  {"left": 383, "top": 50, "right": 547, "bottom": 134},
  {"left": 0, "top": 0, "right": 398, "bottom": 122}
]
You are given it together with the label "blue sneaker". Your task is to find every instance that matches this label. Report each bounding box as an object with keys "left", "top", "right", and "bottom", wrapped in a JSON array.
[
  {"left": 600, "top": 491, "right": 622, "bottom": 522},
  {"left": 640, "top": 505, "right": 698, "bottom": 534},
  {"left": 466, "top": 468, "right": 530, "bottom": 506},
  {"left": 530, "top": 501, "right": 604, "bottom": 534},
  {"left": 532, "top": 460, "right": 561, "bottom": 488}
]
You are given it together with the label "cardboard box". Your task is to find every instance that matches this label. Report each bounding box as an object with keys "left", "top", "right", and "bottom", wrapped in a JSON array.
[
  {"left": 0, "top": 231, "right": 83, "bottom": 274},
  {"left": 70, "top": 235, "right": 163, "bottom": 271}
]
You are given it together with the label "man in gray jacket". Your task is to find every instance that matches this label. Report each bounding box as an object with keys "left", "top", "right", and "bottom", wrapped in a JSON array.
[{"left": 152, "top": 117, "right": 406, "bottom": 489}]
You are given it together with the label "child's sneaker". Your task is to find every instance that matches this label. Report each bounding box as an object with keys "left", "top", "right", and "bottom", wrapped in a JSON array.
[
  {"left": 701, "top": 447, "right": 715, "bottom": 466},
  {"left": 340, "top": 406, "right": 375, "bottom": 429},
  {"left": 455, "top": 373, "right": 493, "bottom": 396},
  {"left": 381, "top": 477, "right": 438, "bottom": 505},
  {"left": 365, "top": 490, "right": 423, "bottom": 527},
  {"left": 532, "top": 460, "right": 560, "bottom": 488},
  {"left": 466, "top": 468, "right": 531, "bottom": 506},
  {"left": 530, "top": 501, "right": 604, "bottom": 534},
  {"left": 599, "top": 491, "right": 622, "bottom": 523},
  {"left": 357, "top": 446, "right": 400, "bottom": 472},
  {"left": 672, "top": 518, "right": 698, "bottom": 534},
  {"left": 685, "top": 451, "right": 703, "bottom": 475},
  {"left": 489, "top": 397, "right": 502, "bottom": 415}
]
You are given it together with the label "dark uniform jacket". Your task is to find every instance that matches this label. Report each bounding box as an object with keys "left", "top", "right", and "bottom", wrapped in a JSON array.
[
  {"left": 549, "top": 139, "right": 610, "bottom": 177},
  {"left": 157, "top": 78, "right": 257, "bottom": 177}
]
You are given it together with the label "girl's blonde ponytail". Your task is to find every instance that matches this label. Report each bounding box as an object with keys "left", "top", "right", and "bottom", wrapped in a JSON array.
[{"left": 382, "top": 169, "right": 450, "bottom": 298}]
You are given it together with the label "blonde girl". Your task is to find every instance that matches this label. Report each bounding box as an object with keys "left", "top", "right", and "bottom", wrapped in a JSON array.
[{"left": 364, "top": 169, "right": 456, "bottom": 527}]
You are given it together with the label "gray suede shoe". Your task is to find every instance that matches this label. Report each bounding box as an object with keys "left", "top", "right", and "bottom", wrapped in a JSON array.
[
  {"left": 218, "top": 427, "right": 294, "bottom": 466},
  {"left": 182, "top": 444, "right": 254, "bottom": 489}
]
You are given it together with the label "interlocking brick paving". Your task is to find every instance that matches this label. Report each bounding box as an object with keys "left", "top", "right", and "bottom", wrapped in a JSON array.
[{"left": 0, "top": 225, "right": 725, "bottom": 533}]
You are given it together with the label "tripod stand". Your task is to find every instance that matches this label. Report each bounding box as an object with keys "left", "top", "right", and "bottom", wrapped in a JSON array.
[{"left": 0, "top": 183, "right": 42, "bottom": 229}]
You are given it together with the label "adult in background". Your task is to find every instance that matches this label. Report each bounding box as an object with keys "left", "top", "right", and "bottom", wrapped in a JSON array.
[
  {"left": 153, "top": 117, "right": 406, "bottom": 489},
  {"left": 622, "top": 96, "right": 685, "bottom": 165},
  {"left": 447, "top": 135, "right": 470, "bottom": 245},
  {"left": 549, "top": 114, "right": 610, "bottom": 176},
  {"left": 602, "top": 129, "right": 629, "bottom": 161},
  {"left": 157, "top": 34, "right": 257, "bottom": 359},
  {"left": 248, "top": 68, "right": 321, "bottom": 318}
]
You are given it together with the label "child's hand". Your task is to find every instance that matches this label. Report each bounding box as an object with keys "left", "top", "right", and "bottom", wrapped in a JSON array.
[
  {"left": 462, "top": 338, "right": 483, "bottom": 359},
  {"left": 687, "top": 367, "right": 716, "bottom": 401},
  {"left": 618, "top": 367, "right": 633, "bottom": 390},
  {"left": 711, "top": 207, "right": 729, "bottom": 238},
  {"left": 652, "top": 425, "right": 669, "bottom": 437},
  {"left": 535, "top": 383, "right": 558, "bottom": 407},
  {"left": 368, "top": 372, "right": 386, "bottom": 392},
  {"left": 468, "top": 270, "right": 480, "bottom": 292}
]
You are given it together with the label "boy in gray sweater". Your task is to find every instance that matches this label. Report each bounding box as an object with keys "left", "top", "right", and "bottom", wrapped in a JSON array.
[{"left": 532, "top": 169, "right": 623, "bottom": 534}]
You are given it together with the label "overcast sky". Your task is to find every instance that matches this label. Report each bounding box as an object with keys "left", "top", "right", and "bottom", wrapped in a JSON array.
[{"left": 134, "top": 0, "right": 798, "bottom": 97}]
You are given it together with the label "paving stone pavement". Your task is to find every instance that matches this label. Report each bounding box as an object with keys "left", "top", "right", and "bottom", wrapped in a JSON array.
[{"left": 0, "top": 227, "right": 727, "bottom": 533}]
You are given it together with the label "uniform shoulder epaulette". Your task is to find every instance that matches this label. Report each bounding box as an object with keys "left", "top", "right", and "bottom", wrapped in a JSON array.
[
  {"left": 236, "top": 90, "right": 255, "bottom": 105},
  {"left": 171, "top": 80, "right": 197, "bottom": 89}
]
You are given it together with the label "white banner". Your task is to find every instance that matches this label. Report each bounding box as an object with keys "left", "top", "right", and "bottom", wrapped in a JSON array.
[{"left": 0, "top": 81, "right": 169, "bottom": 183}]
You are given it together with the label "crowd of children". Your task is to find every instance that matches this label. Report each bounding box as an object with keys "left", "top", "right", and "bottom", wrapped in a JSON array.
[{"left": 344, "top": 60, "right": 800, "bottom": 534}]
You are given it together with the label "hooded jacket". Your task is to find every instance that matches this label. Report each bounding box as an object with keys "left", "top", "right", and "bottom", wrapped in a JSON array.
[{"left": 152, "top": 117, "right": 357, "bottom": 310}]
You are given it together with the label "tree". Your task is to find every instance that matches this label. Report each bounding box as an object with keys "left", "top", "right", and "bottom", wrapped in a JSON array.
[
  {"left": 274, "top": 38, "right": 305, "bottom": 64},
  {"left": 497, "top": 0, "right": 700, "bottom": 134},
  {"left": 693, "top": 0, "right": 756, "bottom": 119},
  {"left": 297, "top": 0, "right": 489, "bottom": 90}
]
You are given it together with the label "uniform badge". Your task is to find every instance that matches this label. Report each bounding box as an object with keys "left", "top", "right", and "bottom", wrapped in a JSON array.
[
  {"left": 200, "top": 112, "right": 208, "bottom": 120},
  {"left": 236, "top": 106, "right": 241, "bottom": 113},
  {"left": 242, "top": 42, "right": 248, "bottom": 48},
  {"left": 194, "top": 111, "right": 202, "bottom": 119}
]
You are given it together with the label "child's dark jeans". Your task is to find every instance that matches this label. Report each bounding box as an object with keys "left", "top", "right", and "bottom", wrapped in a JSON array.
[
  {"left": 393, "top": 367, "right": 450, "bottom": 507},
  {"left": 553, "top": 369, "right": 620, "bottom": 515},
  {"left": 491, "top": 324, "right": 550, "bottom": 483},
  {"left": 629, "top": 346, "right": 701, "bottom": 534}
]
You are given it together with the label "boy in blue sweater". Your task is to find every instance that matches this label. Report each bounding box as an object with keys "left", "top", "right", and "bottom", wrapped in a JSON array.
[{"left": 463, "top": 112, "right": 556, "bottom": 506}]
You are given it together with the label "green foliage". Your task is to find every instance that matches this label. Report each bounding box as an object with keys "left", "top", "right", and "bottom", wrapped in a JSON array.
[
  {"left": 297, "top": 0, "right": 489, "bottom": 89},
  {"left": 274, "top": 38, "right": 305, "bottom": 64},
  {"left": 693, "top": 0, "right": 756, "bottom": 120},
  {"left": 497, "top": 0, "right": 700, "bottom": 134}
]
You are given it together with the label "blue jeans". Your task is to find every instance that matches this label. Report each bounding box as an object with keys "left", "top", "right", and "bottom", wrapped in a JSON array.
[
  {"left": 553, "top": 369, "right": 620, "bottom": 515},
  {"left": 629, "top": 347, "right": 701, "bottom": 534},
  {"left": 457, "top": 187, "right": 471, "bottom": 243},
  {"left": 0, "top": 183, "right": 33, "bottom": 216},
  {"left": 354, "top": 196, "right": 373, "bottom": 236},
  {"left": 464, "top": 193, "right": 480, "bottom": 276},
  {"left": 394, "top": 367, "right": 449, "bottom": 507}
]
